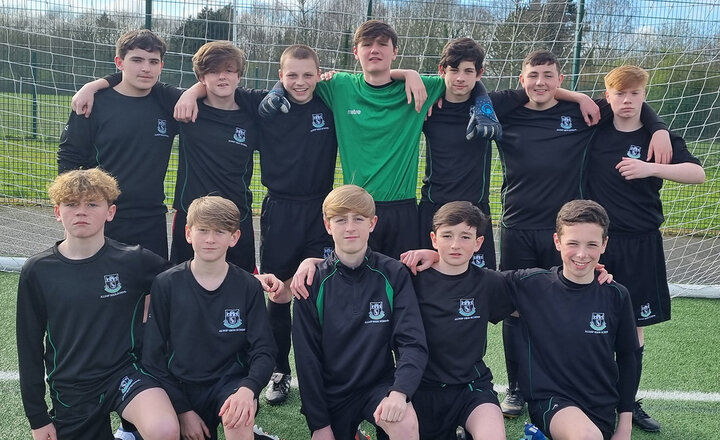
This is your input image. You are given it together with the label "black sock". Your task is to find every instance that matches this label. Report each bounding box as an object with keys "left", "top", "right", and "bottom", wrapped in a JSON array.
[
  {"left": 268, "top": 300, "right": 292, "bottom": 375},
  {"left": 503, "top": 316, "right": 521, "bottom": 391}
]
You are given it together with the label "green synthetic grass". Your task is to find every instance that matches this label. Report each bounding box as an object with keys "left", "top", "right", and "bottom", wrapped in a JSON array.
[
  {"left": 2, "top": 271, "right": 719, "bottom": 439},
  {"left": 1, "top": 136, "right": 718, "bottom": 232}
]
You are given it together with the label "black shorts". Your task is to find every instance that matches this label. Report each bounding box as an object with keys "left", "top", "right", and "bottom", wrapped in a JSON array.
[
  {"left": 413, "top": 381, "right": 499, "bottom": 440},
  {"left": 260, "top": 194, "right": 333, "bottom": 280},
  {"left": 601, "top": 230, "right": 670, "bottom": 326},
  {"left": 418, "top": 200, "right": 497, "bottom": 270},
  {"left": 180, "top": 375, "right": 257, "bottom": 440},
  {"left": 50, "top": 364, "right": 162, "bottom": 440},
  {"left": 171, "top": 210, "right": 256, "bottom": 273},
  {"left": 318, "top": 381, "right": 392, "bottom": 440},
  {"left": 527, "top": 396, "right": 613, "bottom": 440},
  {"left": 499, "top": 227, "right": 560, "bottom": 271},
  {"left": 106, "top": 213, "right": 168, "bottom": 259},
  {"left": 369, "top": 199, "right": 418, "bottom": 259}
]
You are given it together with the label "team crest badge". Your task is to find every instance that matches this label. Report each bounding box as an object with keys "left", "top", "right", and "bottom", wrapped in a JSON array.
[
  {"left": 560, "top": 115, "right": 573, "bottom": 130},
  {"left": 234, "top": 127, "right": 246, "bottom": 143},
  {"left": 471, "top": 254, "right": 485, "bottom": 268},
  {"left": 459, "top": 299, "right": 476, "bottom": 317},
  {"left": 590, "top": 312, "right": 606, "bottom": 331},
  {"left": 103, "top": 273, "right": 121, "bottom": 294},
  {"left": 368, "top": 302, "right": 386, "bottom": 320},
  {"left": 640, "top": 303, "right": 652, "bottom": 318},
  {"left": 118, "top": 376, "right": 135, "bottom": 394},
  {"left": 157, "top": 119, "right": 167, "bottom": 134},
  {"left": 223, "top": 309, "right": 242, "bottom": 329},
  {"left": 312, "top": 113, "right": 325, "bottom": 129},
  {"left": 627, "top": 145, "right": 642, "bottom": 159}
]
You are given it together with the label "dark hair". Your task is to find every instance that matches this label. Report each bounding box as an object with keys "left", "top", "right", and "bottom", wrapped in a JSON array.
[
  {"left": 439, "top": 37, "right": 485, "bottom": 72},
  {"left": 522, "top": 49, "right": 560, "bottom": 74},
  {"left": 432, "top": 201, "right": 488, "bottom": 238},
  {"left": 116, "top": 29, "right": 167, "bottom": 60},
  {"left": 353, "top": 20, "right": 398, "bottom": 49},
  {"left": 556, "top": 200, "right": 609, "bottom": 239},
  {"left": 193, "top": 41, "right": 246, "bottom": 79}
]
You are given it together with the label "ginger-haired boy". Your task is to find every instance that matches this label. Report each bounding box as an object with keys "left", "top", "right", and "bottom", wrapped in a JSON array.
[{"left": 17, "top": 168, "right": 179, "bottom": 440}]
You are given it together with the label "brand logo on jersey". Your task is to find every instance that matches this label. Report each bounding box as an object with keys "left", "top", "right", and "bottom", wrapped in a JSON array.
[
  {"left": 640, "top": 303, "right": 652, "bottom": 318},
  {"left": 103, "top": 273, "right": 121, "bottom": 293},
  {"left": 323, "top": 247, "right": 333, "bottom": 258},
  {"left": 459, "top": 299, "right": 476, "bottom": 317},
  {"left": 627, "top": 144, "right": 642, "bottom": 159},
  {"left": 118, "top": 375, "right": 137, "bottom": 395},
  {"left": 157, "top": 119, "right": 167, "bottom": 134},
  {"left": 347, "top": 109, "right": 361, "bottom": 115},
  {"left": 312, "top": 113, "right": 325, "bottom": 128},
  {"left": 471, "top": 254, "right": 485, "bottom": 268},
  {"left": 560, "top": 116, "right": 573, "bottom": 130},
  {"left": 223, "top": 309, "right": 242, "bottom": 328},
  {"left": 368, "top": 302, "right": 386, "bottom": 320},
  {"left": 234, "top": 127, "right": 246, "bottom": 143},
  {"left": 589, "top": 312, "right": 606, "bottom": 331}
]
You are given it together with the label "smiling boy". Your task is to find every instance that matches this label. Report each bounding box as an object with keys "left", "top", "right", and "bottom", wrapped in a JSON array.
[{"left": 292, "top": 185, "right": 427, "bottom": 440}]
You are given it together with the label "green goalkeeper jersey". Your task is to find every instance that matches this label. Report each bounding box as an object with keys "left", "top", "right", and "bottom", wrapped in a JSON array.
[{"left": 316, "top": 73, "right": 445, "bottom": 201}]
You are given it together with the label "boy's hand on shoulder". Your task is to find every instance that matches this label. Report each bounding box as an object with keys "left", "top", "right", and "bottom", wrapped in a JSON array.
[
  {"left": 648, "top": 130, "right": 672, "bottom": 164},
  {"left": 31, "top": 423, "right": 57, "bottom": 440},
  {"left": 595, "top": 263, "right": 614, "bottom": 284},
  {"left": 311, "top": 426, "right": 337, "bottom": 440},
  {"left": 615, "top": 157, "right": 654, "bottom": 180},
  {"left": 290, "top": 257, "right": 321, "bottom": 299},
  {"left": 319, "top": 69, "right": 337, "bottom": 81},
  {"left": 466, "top": 94, "right": 502, "bottom": 141},
  {"left": 174, "top": 91, "right": 200, "bottom": 123},
  {"left": 403, "top": 70, "right": 427, "bottom": 113},
  {"left": 219, "top": 387, "right": 255, "bottom": 429},
  {"left": 400, "top": 249, "right": 439, "bottom": 275},
  {"left": 71, "top": 85, "right": 97, "bottom": 118},
  {"left": 258, "top": 88, "right": 291, "bottom": 117},
  {"left": 578, "top": 95, "right": 600, "bottom": 126},
  {"left": 178, "top": 410, "right": 211, "bottom": 440},
  {"left": 373, "top": 391, "right": 409, "bottom": 424}
]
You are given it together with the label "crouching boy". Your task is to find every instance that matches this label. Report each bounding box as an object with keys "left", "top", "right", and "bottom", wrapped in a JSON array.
[
  {"left": 292, "top": 185, "right": 428, "bottom": 440},
  {"left": 142, "top": 196, "right": 277, "bottom": 440},
  {"left": 16, "top": 168, "right": 179, "bottom": 440}
]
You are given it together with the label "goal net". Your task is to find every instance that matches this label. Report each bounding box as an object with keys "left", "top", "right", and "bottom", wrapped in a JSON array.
[{"left": 1, "top": 0, "right": 718, "bottom": 296}]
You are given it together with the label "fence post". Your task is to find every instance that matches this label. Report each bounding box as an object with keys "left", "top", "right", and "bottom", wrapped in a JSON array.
[
  {"left": 145, "top": 0, "right": 152, "bottom": 30},
  {"left": 571, "top": 0, "right": 585, "bottom": 91},
  {"left": 30, "top": 51, "right": 37, "bottom": 140}
]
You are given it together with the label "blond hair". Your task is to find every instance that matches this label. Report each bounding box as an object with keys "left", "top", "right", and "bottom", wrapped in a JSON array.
[
  {"left": 48, "top": 168, "right": 120, "bottom": 205},
  {"left": 322, "top": 185, "right": 375, "bottom": 219},
  {"left": 186, "top": 196, "right": 240, "bottom": 232},
  {"left": 604, "top": 65, "right": 649, "bottom": 91},
  {"left": 192, "top": 41, "right": 246, "bottom": 79}
]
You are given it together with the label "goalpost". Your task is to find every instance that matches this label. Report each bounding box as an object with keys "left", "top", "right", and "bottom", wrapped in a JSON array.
[{"left": 0, "top": 0, "right": 718, "bottom": 296}]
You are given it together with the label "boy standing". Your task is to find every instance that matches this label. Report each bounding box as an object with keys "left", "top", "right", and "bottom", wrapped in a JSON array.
[
  {"left": 16, "top": 169, "right": 179, "bottom": 440},
  {"left": 257, "top": 44, "right": 337, "bottom": 405},
  {"left": 142, "top": 196, "right": 277, "bottom": 440},
  {"left": 262, "top": 20, "right": 501, "bottom": 259},
  {"left": 292, "top": 185, "right": 428, "bottom": 440},
  {"left": 586, "top": 65, "right": 705, "bottom": 431},
  {"left": 59, "top": 29, "right": 178, "bottom": 258},
  {"left": 419, "top": 37, "right": 526, "bottom": 270},
  {"left": 412, "top": 201, "right": 513, "bottom": 440}
]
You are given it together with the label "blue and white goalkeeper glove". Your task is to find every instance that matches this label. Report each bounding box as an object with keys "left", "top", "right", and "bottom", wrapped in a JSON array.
[
  {"left": 521, "top": 423, "right": 548, "bottom": 440},
  {"left": 258, "top": 81, "right": 290, "bottom": 118},
  {"left": 466, "top": 82, "right": 502, "bottom": 141}
]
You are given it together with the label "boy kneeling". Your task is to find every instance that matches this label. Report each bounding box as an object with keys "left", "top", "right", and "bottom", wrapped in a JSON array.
[
  {"left": 142, "top": 196, "right": 277, "bottom": 440},
  {"left": 292, "top": 185, "right": 428, "bottom": 440}
]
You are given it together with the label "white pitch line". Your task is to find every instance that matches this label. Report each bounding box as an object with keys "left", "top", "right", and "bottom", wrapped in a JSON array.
[{"left": 2, "top": 373, "right": 719, "bottom": 402}]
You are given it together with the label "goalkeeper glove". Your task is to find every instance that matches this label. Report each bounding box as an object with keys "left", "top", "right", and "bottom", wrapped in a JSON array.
[
  {"left": 466, "top": 83, "right": 502, "bottom": 141},
  {"left": 258, "top": 81, "right": 290, "bottom": 117}
]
